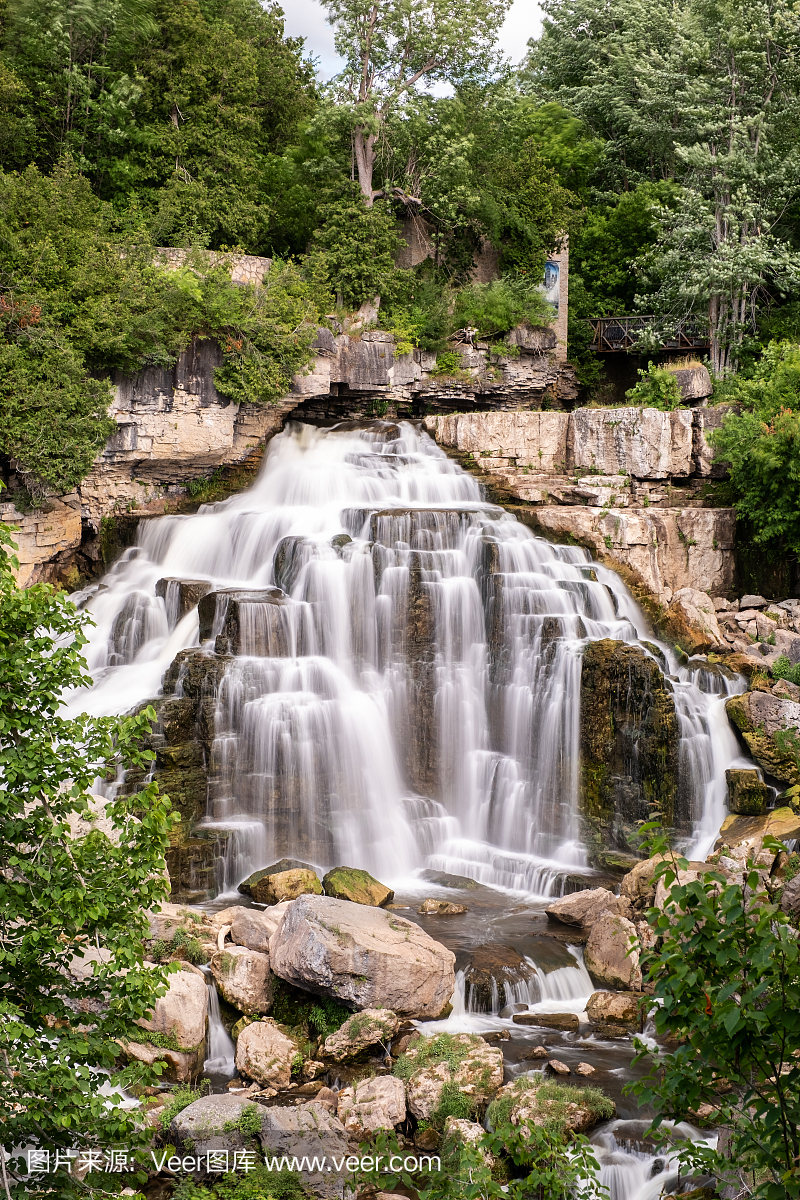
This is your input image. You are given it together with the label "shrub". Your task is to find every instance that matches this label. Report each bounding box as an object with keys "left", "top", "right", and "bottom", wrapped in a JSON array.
[
  {"left": 774, "top": 655, "right": 800, "bottom": 685},
  {"left": 625, "top": 360, "right": 683, "bottom": 409}
]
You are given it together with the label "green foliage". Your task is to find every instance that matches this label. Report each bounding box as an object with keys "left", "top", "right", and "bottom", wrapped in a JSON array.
[
  {"left": 173, "top": 1166, "right": 310, "bottom": 1200},
  {"left": 774, "top": 655, "right": 800, "bottom": 686},
  {"left": 429, "top": 1080, "right": 477, "bottom": 1128},
  {"left": 454, "top": 276, "right": 555, "bottom": 339},
  {"left": 628, "top": 834, "right": 800, "bottom": 1199},
  {"left": 308, "top": 188, "right": 403, "bottom": 310},
  {"left": 222, "top": 1103, "right": 263, "bottom": 1137},
  {"left": 149, "top": 925, "right": 207, "bottom": 965},
  {"left": 393, "top": 1032, "right": 479, "bottom": 1080},
  {"left": 0, "top": 523, "right": 181, "bottom": 1197},
  {"left": 430, "top": 352, "right": 466, "bottom": 378},
  {"left": 159, "top": 1080, "right": 212, "bottom": 1132},
  {"left": 625, "top": 361, "right": 683, "bottom": 410},
  {"left": 486, "top": 1075, "right": 614, "bottom": 1139},
  {"left": 709, "top": 342, "right": 800, "bottom": 554},
  {"left": 269, "top": 976, "right": 349, "bottom": 1039},
  {"left": 353, "top": 1123, "right": 606, "bottom": 1200}
]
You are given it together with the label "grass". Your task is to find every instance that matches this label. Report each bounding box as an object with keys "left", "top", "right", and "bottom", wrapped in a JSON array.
[
  {"left": 223, "top": 1104, "right": 263, "bottom": 1137},
  {"left": 486, "top": 1076, "right": 614, "bottom": 1140},
  {"left": 150, "top": 926, "right": 207, "bottom": 965},
  {"left": 172, "top": 1166, "right": 310, "bottom": 1199},
  {"left": 159, "top": 1080, "right": 211, "bottom": 1132}
]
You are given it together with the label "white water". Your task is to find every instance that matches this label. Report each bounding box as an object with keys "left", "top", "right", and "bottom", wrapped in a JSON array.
[
  {"left": 68, "top": 420, "right": 749, "bottom": 893},
  {"left": 203, "top": 979, "right": 236, "bottom": 1077}
]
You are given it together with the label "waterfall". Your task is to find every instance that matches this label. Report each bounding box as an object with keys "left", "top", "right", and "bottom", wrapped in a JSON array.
[
  {"left": 203, "top": 978, "right": 236, "bottom": 1078},
  {"left": 67, "top": 420, "right": 750, "bottom": 893}
]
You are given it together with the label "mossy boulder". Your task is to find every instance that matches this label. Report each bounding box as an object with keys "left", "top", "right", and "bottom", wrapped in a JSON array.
[
  {"left": 725, "top": 768, "right": 769, "bottom": 816},
  {"left": 725, "top": 692, "right": 800, "bottom": 785},
  {"left": 322, "top": 866, "right": 394, "bottom": 907},
  {"left": 487, "top": 1075, "right": 615, "bottom": 1137},
  {"left": 238, "top": 860, "right": 321, "bottom": 904},
  {"left": 580, "top": 639, "right": 681, "bottom": 857}
]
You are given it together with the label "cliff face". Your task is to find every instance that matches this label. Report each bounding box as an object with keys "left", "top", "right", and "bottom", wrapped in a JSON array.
[{"left": 424, "top": 409, "right": 736, "bottom": 605}]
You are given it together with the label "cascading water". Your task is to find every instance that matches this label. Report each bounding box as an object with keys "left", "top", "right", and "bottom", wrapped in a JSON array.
[
  {"left": 202, "top": 977, "right": 236, "bottom": 1080},
  {"left": 68, "top": 420, "right": 750, "bottom": 892}
]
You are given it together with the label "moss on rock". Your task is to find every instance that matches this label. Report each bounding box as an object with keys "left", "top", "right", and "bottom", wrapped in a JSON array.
[{"left": 322, "top": 866, "right": 394, "bottom": 907}]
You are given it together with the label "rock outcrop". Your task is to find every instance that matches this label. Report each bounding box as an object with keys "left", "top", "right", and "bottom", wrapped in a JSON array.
[
  {"left": 545, "top": 887, "right": 627, "bottom": 935},
  {"left": 210, "top": 945, "right": 272, "bottom": 1015},
  {"left": 169, "top": 1093, "right": 261, "bottom": 1159},
  {"left": 269, "top": 895, "right": 456, "bottom": 1018},
  {"left": 580, "top": 640, "right": 681, "bottom": 854},
  {"left": 322, "top": 1009, "right": 401, "bottom": 1061},
  {"left": 725, "top": 691, "right": 800, "bottom": 784},
  {"left": 402, "top": 1035, "right": 504, "bottom": 1119}
]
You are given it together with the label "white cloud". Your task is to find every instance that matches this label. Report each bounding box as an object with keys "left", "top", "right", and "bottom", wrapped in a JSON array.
[{"left": 281, "top": 0, "right": 542, "bottom": 80}]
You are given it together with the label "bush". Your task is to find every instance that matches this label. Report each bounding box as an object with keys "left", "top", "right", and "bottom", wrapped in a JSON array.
[
  {"left": 625, "top": 360, "right": 683, "bottom": 409},
  {"left": 773, "top": 655, "right": 800, "bottom": 686},
  {"left": 453, "top": 275, "right": 555, "bottom": 340}
]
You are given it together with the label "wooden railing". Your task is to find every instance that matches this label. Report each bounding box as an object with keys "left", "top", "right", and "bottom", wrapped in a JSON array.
[{"left": 587, "top": 315, "right": 709, "bottom": 353}]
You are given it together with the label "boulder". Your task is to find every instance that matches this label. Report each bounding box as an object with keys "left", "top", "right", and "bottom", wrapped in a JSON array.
[
  {"left": 169, "top": 1093, "right": 261, "bottom": 1158},
  {"left": 726, "top": 692, "right": 800, "bottom": 784},
  {"left": 238, "top": 860, "right": 317, "bottom": 898},
  {"left": 155, "top": 578, "right": 213, "bottom": 624},
  {"left": 492, "top": 1077, "right": 615, "bottom": 1135},
  {"left": 417, "top": 898, "right": 468, "bottom": 915},
  {"left": 404, "top": 1034, "right": 503, "bottom": 1120},
  {"left": 584, "top": 912, "right": 642, "bottom": 991},
  {"left": 419, "top": 869, "right": 480, "bottom": 890},
  {"left": 545, "top": 888, "right": 626, "bottom": 933},
  {"left": 337, "top": 1075, "right": 406, "bottom": 1136},
  {"left": 235, "top": 1019, "right": 297, "bottom": 1089},
  {"left": 121, "top": 1040, "right": 203, "bottom": 1084},
  {"left": 259, "top": 1105, "right": 350, "bottom": 1200},
  {"left": 269, "top": 895, "right": 456, "bottom": 1018},
  {"left": 231, "top": 908, "right": 280, "bottom": 953},
  {"left": 586, "top": 990, "right": 640, "bottom": 1030},
  {"left": 512, "top": 1012, "right": 579, "bottom": 1032},
  {"left": 322, "top": 866, "right": 394, "bottom": 907},
  {"left": 547, "top": 1060, "right": 571, "bottom": 1075},
  {"left": 136, "top": 963, "right": 207, "bottom": 1049},
  {"left": 664, "top": 588, "right": 726, "bottom": 655},
  {"left": 463, "top": 944, "right": 536, "bottom": 1012},
  {"left": 619, "top": 856, "right": 672, "bottom": 910},
  {"left": 726, "top": 768, "right": 769, "bottom": 816},
  {"left": 575, "top": 1063, "right": 596, "bottom": 1076},
  {"left": 443, "top": 1117, "right": 493, "bottom": 1166},
  {"left": 321, "top": 1008, "right": 401, "bottom": 1062},
  {"left": 251, "top": 868, "right": 322, "bottom": 906},
  {"left": 715, "top": 807, "right": 800, "bottom": 857},
  {"left": 211, "top": 945, "right": 272, "bottom": 1016},
  {"left": 147, "top": 902, "right": 207, "bottom": 943},
  {"left": 781, "top": 875, "right": 800, "bottom": 919}
]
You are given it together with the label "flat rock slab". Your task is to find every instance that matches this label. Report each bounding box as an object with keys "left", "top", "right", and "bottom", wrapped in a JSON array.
[
  {"left": 269, "top": 894, "right": 455, "bottom": 1018},
  {"left": 512, "top": 1012, "right": 580, "bottom": 1032}
]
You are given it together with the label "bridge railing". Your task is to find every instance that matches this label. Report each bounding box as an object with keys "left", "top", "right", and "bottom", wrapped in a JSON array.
[{"left": 587, "top": 315, "right": 709, "bottom": 353}]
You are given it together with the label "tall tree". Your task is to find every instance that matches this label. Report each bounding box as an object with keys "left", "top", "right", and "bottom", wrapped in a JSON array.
[{"left": 321, "top": 0, "right": 513, "bottom": 205}]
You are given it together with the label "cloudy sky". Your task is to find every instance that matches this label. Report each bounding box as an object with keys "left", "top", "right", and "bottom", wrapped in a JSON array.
[{"left": 282, "top": 0, "right": 543, "bottom": 79}]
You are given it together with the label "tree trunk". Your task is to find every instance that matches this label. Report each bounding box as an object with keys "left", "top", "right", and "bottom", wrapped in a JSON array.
[{"left": 353, "top": 126, "right": 377, "bottom": 206}]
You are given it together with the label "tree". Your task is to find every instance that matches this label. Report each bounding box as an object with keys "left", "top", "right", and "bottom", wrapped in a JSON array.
[
  {"left": 321, "top": 0, "right": 513, "bottom": 205},
  {"left": 0, "top": 522, "right": 179, "bottom": 1198},
  {"left": 630, "top": 843, "right": 800, "bottom": 1200}
]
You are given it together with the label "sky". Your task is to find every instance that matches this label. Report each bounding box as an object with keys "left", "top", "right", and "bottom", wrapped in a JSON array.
[{"left": 282, "top": 0, "right": 544, "bottom": 80}]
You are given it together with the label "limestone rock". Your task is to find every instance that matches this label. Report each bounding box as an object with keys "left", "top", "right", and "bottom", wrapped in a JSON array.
[
  {"left": 726, "top": 768, "right": 769, "bottom": 816},
  {"left": 404, "top": 1035, "right": 504, "bottom": 1119},
  {"left": 254, "top": 869, "right": 322, "bottom": 906},
  {"left": 417, "top": 898, "right": 469, "bottom": 915},
  {"left": 259, "top": 1105, "right": 350, "bottom": 1199},
  {"left": 715, "top": 807, "right": 800, "bottom": 857},
  {"left": 170, "top": 1093, "right": 261, "bottom": 1157},
  {"left": 512, "top": 1012, "right": 579, "bottom": 1032},
  {"left": 463, "top": 944, "right": 536, "bottom": 1012},
  {"left": 726, "top": 692, "right": 800, "bottom": 784},
  {"left": 426, "top": 411, "right": 570, "bottom": 473},
  {"left": 575, "top": 1063, "right": 596, "bottom": 1076},
  {"left": 235, "top": 1020, "right": 297, "bottom": 1089},
  {"left": 321, "top": 1008, "right": 401, "bottom": 1061},
  {"left": 781, "top": 875, "right": 800, "bottom": 919},
  {"left": 211, "top": 945, "right": 272, "bottom": 1016},
  {"left": 494, "top": 1077, "right": 615, "bottom": 1135},
  {"left": 269, "top": 894, "right": 456, "bottom": 1018},
  {"left": 664, "top": 588, "right": 726, "bottom": 655},
  {"left": 155, "top": 578, "right": 213, "bottom": 624},
  {"left": 570, "top": 407, "right": 693, "bottom": 479},
  {"left": 586, "top": 990, "right": 640, "bottom": 1030},
  {"left": 1, "top": 496, "right": 82, "bottom": 588},
  {"left": 584, "top": 912, "right": 642, "bottom": 991},
  {"left": 672, "top": 365, "right": 712, "bottom": 402},
  {"left": 239, "top": 860, "right": 319, "bottom": 900},
  {"left": 619, "top": 856, "right": 673, "bottom": 910},
  {"left": 121, "top": 1040, "right": 203, "bottom": 1083},
  {"left": 136, "top": 964, "right": 207, "bottom": 1049},
  {"left": 322, "top": 866, "right": 394, "bottom": 907},
  {"left": 547, "top": 1059, "right": 571, "bottom": 1075},
  {"left": 580, "top": 640, "right": 681, "bottom": 853},
  {"left": 231, "top": 908, "right": 280, "bottom": 953},
  {"left": 443, "top": 1117, "right": 493, "bottom": 1165},
  {"left": 545, "top": 888, "right": 626, "bottom": 933},
  {"left": 337, "top": 1075, "right": 406, "bottom": 1136}
]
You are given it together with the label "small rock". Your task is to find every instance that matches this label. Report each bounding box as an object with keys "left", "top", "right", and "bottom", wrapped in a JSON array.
[
  {"left": 740, "top": 594, "right": 768, "bottom": 609},
  {"left": 302, "top": 1060, "right": 327, "bottom": 1080},
  {"left": 322, "top": 866, "right": 394, "bottom": 907},
  {"left": 404, "top": 1034, "right": 504, "bottom": 1119},
  {"left": 575, "top": 1062, "right": 596, "bottom": 1076},
  {"left": 520, "top": 1045, "right": 549, "bottom": 1060},
  {"left": 311, "top": 1086, "right": 338, "bottom": 1114},
  {"left": 547, "top": 1059, "right": 571, "bottom": 1075},
  {"left": 414, "top": 1127, "right": 441, "bottom": 1151},
  {"left": 230, "top": 908, "right": 278, "bottom": 953},
  {"left": 419, "top": 869, "right": 480, "bottom": 890},
  {"left": 322, "top": 1009, "right": 401, "bottom": 1062},
  {"left": 417, "top": 898, "right": 469, "bottom": 915},
  {"left": 586, "top": 990, "right": 640, "bottom": 1029},
  {"left": 443, "top": 1117, "right": 493, "bottom": 1165},
  {"left": 726, "top": 768, "right": 769, "bottom": 816},
  {"left": 498, "top": 1003, "right": 528, "bottom": 1018},
  {"left": 512, "top": 1012, "right": 579, "bottom": 1032}
]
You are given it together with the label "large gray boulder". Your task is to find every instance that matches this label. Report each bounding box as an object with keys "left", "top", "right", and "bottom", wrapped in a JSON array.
[
  {"left": 259, "top": 1104, "right": 350, "bottom": 1199},
  {"left": 584, "top": 912, "right": 642, "bottom": 991},
  {"left": 545, "top": 888, "right": 627, "bottom": 933},
  {"left": 169, "top": 1093, "right": 261, "bottom": 1158},
  {"left": 270, "top": 895, "right": 455, "bottom": 1018},
  {"left": 210, "top": 945, "right": 272, "bottom": 1015}
]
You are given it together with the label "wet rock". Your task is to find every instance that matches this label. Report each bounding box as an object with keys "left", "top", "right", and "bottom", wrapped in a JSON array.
[
  {"left": 663, "top": 588, "right": 726, "bottom": 654},
  {"left": 337, "top": 1075, "right": 406, "bottom": 1136},
  {"left": 272, "top": 536, "right": 317, "bottom": 595},
  {"left": 419, "top": 869, "right": 480, "bottom": 890},
  {"left": 169, "top": 1093, "right": 261, "bottom": 1159},
  {"left": 417, "top": 898, "right": 469, "bottom": 914},
  {"left": 463, "top": 944, "right": 535, "bottom": 1012},
  {"left": 322, "top": 866, "right": 394, "bottom": 907},
  {"left": 269, "top": 895, "right": 456, "bottom": 1018},
  {"left": 546, "top": 1059, "right": 571, "bottom": 1075},
  {"left": 726, "top": 692, "right": 800, "bottom": 784},
  {"left": 404, "top": 551, "right": 438, "bottom": 796},
  {"left": 726, "top": 768, "right": 769, "bottom": 816},
  {"left": 155, "top": 578, "right": 213, "bottom": 624},
  {"left": 498, "top": 1003, "right": 528, "bottom": 1018},
  {"left": 512, "top": 1012, "right": 579, "bottom": 1032},
  {"left": 545, "top": 887, "right": 627, "bottom": 935},
  {"left": 584, "top": 912, "right": 642, "bottom": 991},
  {"left": 211, "top": 945, "right": 272, "bottom": 1016},
  {"left": 197, "top": 587, "right": 292, "bottom": 656},
  {"left": 136, "top": 964, "right": 207, "bottom": 1049},
  {"left": 715, "top": 807, "right": 800, "bottom": 857},
  {"left": 575, "top": 1062, "right": 596, "bottom": 1076},
  {"left": 238, "top": 861, "right": 316, "bottom": 898},
  {"left": 520, "top": 1045, "right": 549, "bottom": 1060},
  {"left": 321, "top": 1009, "right": 401, "bottom": 1061},
  {"left": 586, "top": 990, "right": 640, "bottom": 1031},
  {"left": 580, "top": 640, "right": 681, "bottom": 854},
  {"left": 404, "top": 1034, "right": 504, "bottom": 1119},
  {"left": 235, "top": 1020, "right": 297, "bottom": 1089},
  {"left": 251, "top": 868, "right": 323, "bottom": 906}
]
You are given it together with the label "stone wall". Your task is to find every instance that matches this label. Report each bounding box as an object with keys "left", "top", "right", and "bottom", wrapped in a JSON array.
[
  {"left": 154, "top": 247, "right": 272, "bottom": 287},
  {"left": 424, "top": 408, "right": 737, "bottom": 604}
]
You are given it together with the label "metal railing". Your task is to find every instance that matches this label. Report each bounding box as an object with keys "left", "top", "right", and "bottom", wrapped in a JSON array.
[{"left": 587, "top": 315, "right": 709, "bottom": 353}]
